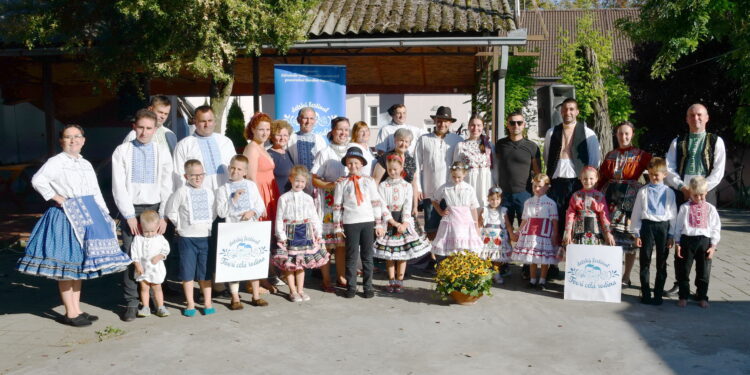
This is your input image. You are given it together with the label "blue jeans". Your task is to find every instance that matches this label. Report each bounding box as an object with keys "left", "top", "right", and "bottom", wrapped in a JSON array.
[
  {"left": 502, "top": 191, "right": 532, "bottom": 227},
  {"left": 422, "top": 199, "right": 446, "bottom": 233}
]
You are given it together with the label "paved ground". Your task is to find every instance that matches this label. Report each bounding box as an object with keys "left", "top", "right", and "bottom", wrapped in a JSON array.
[{"left": 1, "top": 210, "right": 749, "bottom": 374}]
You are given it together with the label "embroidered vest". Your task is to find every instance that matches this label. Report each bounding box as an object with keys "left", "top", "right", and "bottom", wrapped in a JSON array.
[
  {"left": 675, "top": 132, "right": 717, "bottom": 178},
  {"left": 547, "top": 122, "right": 589, "bottom": 177}
]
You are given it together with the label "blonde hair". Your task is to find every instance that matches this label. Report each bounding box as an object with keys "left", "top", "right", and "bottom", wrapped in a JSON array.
[
  {"left": 531, "top": 173, "right": 551, "bottom": 186},
  {"left": 689, "top": 176, "right": 709, "bottom": 194},
  {"left": 230, "top": 154, "right": 249, "bottom": 166},
  {"left": 647, "top": 157, "right": 668, "bottom": 174},
  {"left": 139, "top": 210, "right": 160, "bottom": 228},
  {"left": 184, "top": 159, "right": 203, "bottom": 171},
  {"left": 289, "top": 165, "right": 310, "bottom": 181},
  {"left": 579, "top": 165, "right": 599, "bottom": 179},
  {"left": 271, "top": 120, "right": 293, "bottom": 137}
]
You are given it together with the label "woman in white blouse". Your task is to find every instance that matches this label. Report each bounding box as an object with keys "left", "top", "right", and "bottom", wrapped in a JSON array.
[
  {"left": 311, "top": 117, "right": 351, "bottom": 291},
  {"left": 453, "top": 115, "right": 493, "bottom": 209},
  {"left": 349, "top": 121, "right": 376, "bottom": 176},
  {"left": 16, "top": 125, "right": 131, "bottom": 327}
]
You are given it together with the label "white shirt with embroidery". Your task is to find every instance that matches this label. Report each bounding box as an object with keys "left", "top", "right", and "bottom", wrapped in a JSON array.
[
  {"left": 672, "top": 201, "right": 721, "bottom": 246},
  {"left": 172, "top": 133, "right": 236, "bottom": 191},
  {"left": 414, "top": 132, "right": 463, "bottom": 200},
  {"left": 112, "top": 140, "right": 174, "bottom": 219},
  {"left": 165, "top": 185, "right": 216, "bottom": 237},
  {"left": 31, "top": 152, "right": 108, "bottom": 212},
  {"left": 215, "top": 179, "right": 265, "bottom": 223},
  {"left": 375, "top": 122, "right": 425, "bottom": 154},
  {"left": 275, "top": 190, "right": 323, "bottom": 242}
]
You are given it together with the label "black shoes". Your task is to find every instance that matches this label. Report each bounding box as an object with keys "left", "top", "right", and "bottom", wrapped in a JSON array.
[
  {"left": 81, "top": 312, "right": 99, "bottom": 322},
  {"left": 59, "top": 314, "right": 92, "bottom": 327},
  {"left": 363, "top": 290, "right": 375, "bottom": 299},
  {"left": 344, "top": 290, "right": 356, "bottom": 299},
  {"left": 121, "top": 306, "right": 138, "bottom": 322},
  {"left": 663, "top": 283, "right": 679, "bottom": 297}
]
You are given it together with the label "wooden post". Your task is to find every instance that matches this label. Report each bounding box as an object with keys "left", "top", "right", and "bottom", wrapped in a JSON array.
[
  {"left": 42, "top": 60, "right": 56, "bottom": 157},
  {"left": 253, "top": 56, "right": 260, "bottom": 113}
]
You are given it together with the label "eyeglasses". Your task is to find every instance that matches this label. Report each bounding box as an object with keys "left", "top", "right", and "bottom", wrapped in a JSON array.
[
  {"left": 508, "top": 121, "right": 524, "bottom": 126},
  {"left": 62, "top": 135, "right": 84, "bottom": 140},
  {"left": 187, "top": 173, "right": 206, "bottom": 178}
]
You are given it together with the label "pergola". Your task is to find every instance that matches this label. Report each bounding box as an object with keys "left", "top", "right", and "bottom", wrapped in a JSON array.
[{"left": 0, "top": 0, "right": 528, "bottom": 154}]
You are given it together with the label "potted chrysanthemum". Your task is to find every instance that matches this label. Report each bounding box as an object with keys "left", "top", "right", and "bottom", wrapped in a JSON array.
[{"left": 434, "top": 250, "right": 497, "bottom": 305}]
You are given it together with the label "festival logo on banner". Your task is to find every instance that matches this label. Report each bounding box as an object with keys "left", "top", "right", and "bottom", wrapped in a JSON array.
[
  {"left": 564, "top": 244, "right": 623, "bottom": 303},
  {"left": 215, "top": 222, "right": 271, "bottom": 283},
  {"left": 274, "top": 64, "right": 346, "bottom": 137}
]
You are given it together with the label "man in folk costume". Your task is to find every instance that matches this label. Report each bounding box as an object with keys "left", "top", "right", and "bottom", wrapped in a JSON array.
[
  {"left": 543, "top": 98, "right": 602, "bottom": 235},
  {"left": 172, "top": 105, "right": 236, "bottom": 191},
  {"left": 112, "top": 109, "right": 174, "bottom": 321},
  {"left": 123, "top": 95, "right": 178, "bottom": 154},
  {"left": 663, "top": 103, "right": 725, "bottom": 296}
]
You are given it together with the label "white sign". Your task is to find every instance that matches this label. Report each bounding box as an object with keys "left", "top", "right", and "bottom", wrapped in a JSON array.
[
  {"left": 564, "top": 244, "right": 623, "bottom": 303},
  {"left": 215, "top": 221, "right": 271, "bottom": 283}
]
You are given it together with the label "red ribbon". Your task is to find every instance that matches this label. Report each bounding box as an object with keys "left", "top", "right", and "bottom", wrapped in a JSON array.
[{"left": 349, "top": 175, "right": 364, "bottom": 206}]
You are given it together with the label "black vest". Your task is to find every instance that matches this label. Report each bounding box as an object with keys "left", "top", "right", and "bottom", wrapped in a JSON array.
[
  {"left": 547, "top": 122, "right": 590, "bottom": 177},
  {"left": 675, "top": 132, "right": 718, "bottom": 178}
]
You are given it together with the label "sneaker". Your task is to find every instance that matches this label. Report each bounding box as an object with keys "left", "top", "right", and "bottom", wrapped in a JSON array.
[
  {"left": 182, "top": 308, "right": 197, "bottom": 317},
  {"left": 663, "top": 283, "right": 679, "bottom": 297},
  {"left": 155, "top": 306, "right": 170, "bottom": 317},
  {"left": 493, "top": 273, "right": 504, "bottom": 284},
  {"left": 203, "top": 307, "right": 216, "bottom": 315},
  {"left": 137, "top": 306, "right": 151, "bottom": 317},
  {"left": 386, "top": 280, "right": 396, "bottom": 293},
  {"left": 289, "top": 293, "right": 303, "bottom": 302},
  {"left": 299, "top": 292, "right": 311, "bottom": 301},
  {"left": 537, "top": 282, "right": 547, "bottom": 290},
  {"left": 393, "top": 280, "right": 404, "bottom": 293}
]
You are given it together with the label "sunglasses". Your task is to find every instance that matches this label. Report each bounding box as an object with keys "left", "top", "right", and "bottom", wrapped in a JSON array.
[{"left": 508, "top": 121, "right": 524, "bottom": 126}]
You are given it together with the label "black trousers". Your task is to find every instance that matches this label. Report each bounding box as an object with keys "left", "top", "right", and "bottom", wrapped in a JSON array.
[
  {"left": 675, "top": 235, "right": 712, "bottom": 301},
  {"left": 121, "top": 203, "right": 161, "bottom": 308},
  {"left": 638, "top": 220, "right": 670, "bottom": 301},
  {"left": 549, "top": 177, "right": 582, "bottom": 240},
  {"left": 344, "top": 221, "right": 375, "bottom": 293}
]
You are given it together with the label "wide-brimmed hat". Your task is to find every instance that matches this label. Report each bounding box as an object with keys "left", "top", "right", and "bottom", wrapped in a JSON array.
[
  {"left": 430, "top": 106, "right": 457, "bottom": 123},
  {"left": 341, "top": 146, "right": 368, "bottom": 166}
]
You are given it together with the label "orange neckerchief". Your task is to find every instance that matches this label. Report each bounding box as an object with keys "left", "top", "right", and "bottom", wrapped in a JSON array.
[{"left": 349, "top": 175, "right": 364, "bottom": 206}]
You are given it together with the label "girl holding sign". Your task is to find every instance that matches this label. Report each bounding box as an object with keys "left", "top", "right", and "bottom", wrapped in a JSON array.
[{"left": 562, "top": 167, "right": 615, "bottom": 247}]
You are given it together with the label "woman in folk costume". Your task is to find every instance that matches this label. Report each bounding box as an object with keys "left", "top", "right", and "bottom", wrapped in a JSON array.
[{"left": 16, "top": 125, "right": 131, "bottom": 327}]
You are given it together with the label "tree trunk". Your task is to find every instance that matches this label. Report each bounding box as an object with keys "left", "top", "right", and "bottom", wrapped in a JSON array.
[
  {"left": 582, "top": 46, "right": 613, "bottom": 156},
  {"left": 209, "top": 63, "right": 235, "bottom": 134}
]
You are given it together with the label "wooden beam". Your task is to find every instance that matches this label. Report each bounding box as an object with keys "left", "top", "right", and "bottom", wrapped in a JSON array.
[{"left": 42, "top": 60, "right": 56, "bottom": 157}]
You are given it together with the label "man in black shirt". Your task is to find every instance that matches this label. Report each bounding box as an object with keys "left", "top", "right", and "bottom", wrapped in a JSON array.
[{"left": 494, "top": 112, "right": 541, "bottom": 225}]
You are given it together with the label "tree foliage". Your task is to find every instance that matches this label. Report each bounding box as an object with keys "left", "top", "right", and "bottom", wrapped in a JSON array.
[
  {"left": 619, "top": 0, "right": 750, "bottom": 143},
  {"left": 0, "top": 0, "right": 315, "bottom": 127},
  {"left": 225, "top": 98, "right": 248, "bottom": 152},
  {"left": 557, "top": 13, "right": 634, "bottom": 148},
  {"left": 505, "top": 55, "right": 539, "bottom": 118}
]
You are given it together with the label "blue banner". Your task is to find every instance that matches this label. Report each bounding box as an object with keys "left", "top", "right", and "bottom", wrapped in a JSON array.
[{"left": 274, "top": 64, "right": 346, "bottom": 137}]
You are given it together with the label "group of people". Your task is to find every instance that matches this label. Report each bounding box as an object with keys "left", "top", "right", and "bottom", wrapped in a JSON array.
[{"left": 15, "top": 95, "right": 725, "bottom": 327}]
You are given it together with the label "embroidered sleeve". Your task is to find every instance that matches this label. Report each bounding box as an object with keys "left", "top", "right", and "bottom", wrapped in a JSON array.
[
  {"left": 309, "top": 196, "right": 323, "bottom": 240},
  {"left": 402, "top": 183, "right": 413, "bottom": 220},
  {"left": 368, "top": 178, "right": 386, "bottom": 229},
  {"left": 275, "top": 195, "right": 287, "bottom": 241},
  {"left": 565, "top": 193, "right": 580, "bottom": 232}
]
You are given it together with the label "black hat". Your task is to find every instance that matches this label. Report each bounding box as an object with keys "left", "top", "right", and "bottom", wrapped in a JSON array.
[
  {"left": 341, "top": 146, "right": 368, "bottom": 167},
  {"left": 430, "top": 106, "right": 457, "bottom": 123}
]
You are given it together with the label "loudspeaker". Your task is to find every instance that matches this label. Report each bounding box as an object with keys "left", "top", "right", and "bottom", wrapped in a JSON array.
[{"left": 536, "top": 85, "right": 575, "bottom": 138}]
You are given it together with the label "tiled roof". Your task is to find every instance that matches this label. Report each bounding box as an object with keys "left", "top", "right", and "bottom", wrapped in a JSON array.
[
  {"left": 304, "top": 0, "right": 515, "bottom": 37},
  {"left": 517, "top": 8, "right": 639, "bottom": 78}
]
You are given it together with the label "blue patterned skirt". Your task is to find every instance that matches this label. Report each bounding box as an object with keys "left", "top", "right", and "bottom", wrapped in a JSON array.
[{"left": 16, "top": 202, "right": 131, "bottom": 280}]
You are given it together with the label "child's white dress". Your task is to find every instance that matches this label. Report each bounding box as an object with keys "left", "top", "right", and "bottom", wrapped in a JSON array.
[
  {"left": 131, "top": 234, "right": 170, "bottom": 283},
  {"left": 431, "top": 181, "right": 483, "bottom": 256},
  {"left": 479, "top": 205, "right": 513, "bottom": 262},
  {"left": 511, "top": 195, "right": 558, "bottom": 265},
  {"left": 374, "top": 177, "right": 431, "bottom": 260}
]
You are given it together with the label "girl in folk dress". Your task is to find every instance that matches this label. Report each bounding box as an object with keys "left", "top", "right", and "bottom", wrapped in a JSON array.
[
  {"left": 511, "top": 174, "right": 559, "bottom": 289},
  {"left": 563, "top": 166, "right": 616, "bottom": 247},
  {"left": 374, "top": 155, "right": 431, "bottom": 293},
  {"left": 479, "top": 187, "right": 516, "bottom": 285},
  {"left": 274, "top": 166, "right": 330, "bottom": 302},
  {"left": 430, "top": 161, "right": 483, "bottom": 257}
]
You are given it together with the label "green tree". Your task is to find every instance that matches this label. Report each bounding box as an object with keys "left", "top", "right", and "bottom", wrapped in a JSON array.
[
  {"left": 619, "top": 0, "right": 750, "bottom": 143},
  {"left": 557, "top": 13, "right": 634, "bottom": 152},
  {"left": 0, "top": 0, "right": 315, "bottom": 130},
  {"left": 225, "top": 98, "right": 247, "bottom": 152}
]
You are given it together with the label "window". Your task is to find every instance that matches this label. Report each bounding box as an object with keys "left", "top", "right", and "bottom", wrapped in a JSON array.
[{"left": 369, "top": 106, "right": 379, "bottom": 126}]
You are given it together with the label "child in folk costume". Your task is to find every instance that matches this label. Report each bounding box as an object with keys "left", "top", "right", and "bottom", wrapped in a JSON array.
[
  {"left": 479, "top": 187, "right": 516, "bottom": 285},
  {"left": 215, "top": 155, "right": 267, "bottom": 309},
  {"left": 334, "top": 147, "right": 387, "bottom": 299},
  {"left": 374, "top": 154, "right": 431, "bottom": 293},
  {"left": 430, "top": 161, "right": 483, "bottom": 257},
  {"left": 274, "top": 165, "right": 330, "bottom": 302},
  {"left": 673, "top": 176, "right": 721, "bottom": 309},
  {"left": 131, "top": 210, "right": 171, "bottom": 318},
  {"left": 511, "top": 174, "right": 559, "bottom": 289},
  {"left": 165, "top": 159, "right": 217, "bottom": 317},
  {"left": 563, "top": 166, "right": 616, "bottom": 247}
]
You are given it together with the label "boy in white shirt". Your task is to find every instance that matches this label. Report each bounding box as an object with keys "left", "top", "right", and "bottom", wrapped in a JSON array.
[
  {"left": 630, "top": 157, "right": 677, "bottom": 305},
  {"left": 214, "top": 155, "right": 267, "bottom": 309},
  {"left": 165, "top": 159, "right": 216, "bottom": 317},
  {"left": 672, "top": 176, "right": 721, "bottom": 308}
]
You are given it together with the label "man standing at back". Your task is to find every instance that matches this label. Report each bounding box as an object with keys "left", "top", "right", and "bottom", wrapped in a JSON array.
[
  {"left": 288, "top": 107, "right": 327, "bottom": 194},
  {"left": 375, "top": 104, "right": 424, "bottom": 155},
  {"left": 172, "top": 105, "right": 236, "bottom": 191},
  {"left": 494, "top": 112, "right": 541, "bottom": 226},
  {"left": 543, "top": 98, "right": 602, "bottom": 229},
  {"left": 123, "top": 95, "right": 178, "bottom": 154}
]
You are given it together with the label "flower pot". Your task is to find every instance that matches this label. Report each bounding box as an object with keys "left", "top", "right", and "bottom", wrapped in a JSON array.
[{"left": 450, "top": 291, "right": 482, "bottom": 305}]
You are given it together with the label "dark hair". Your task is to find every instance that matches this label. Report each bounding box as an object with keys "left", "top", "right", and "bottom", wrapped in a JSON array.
[
  {"left": 149, "top": 95, "right": 171, "bottom": 107},
  {"left": 194, "top": 105, "right": 213, "bottom": 117},
  {"left": 506, "top": 111, "right": 524, "bottom": 120},
  {"left": 134, "top": 108, "right": 158, "bottom": 124},
  {"left": 327, "top": 116, "right": 350, "bottom": 141},
  {"left": 387, "top": 104, "right": 405, "bottom": 117},
  {"left": 561, "top": 98, "right": 578, "bottom": 108},
  {"left": 245, "top": 112, "right": 272, "bottom": 140},
  {"left": 468, "top": 114, "right": 490, "bottom": 155},
  {"left": 59, "top": 124, "right": 84, "bottom": 139},
  {"left": 615, "top": 121, "right": 635, "bottom": 131}
]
